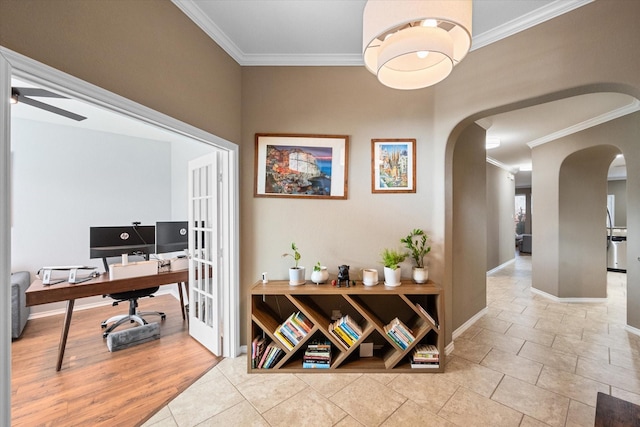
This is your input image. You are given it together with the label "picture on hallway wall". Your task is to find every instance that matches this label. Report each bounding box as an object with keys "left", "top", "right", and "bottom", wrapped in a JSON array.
[
  {"left": 254, "top": 134, "right": 349, "bottom": 199},
  {"left": 371, "top": 138, "right": 416, "bottom": 193}
]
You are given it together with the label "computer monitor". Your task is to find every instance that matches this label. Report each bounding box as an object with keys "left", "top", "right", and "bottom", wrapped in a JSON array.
[
  {"left": 89, "top": 225, "right": 156, "bottom": 260},
  {"left": 155, "top": 221, "right": 188, "bottom": 254}
]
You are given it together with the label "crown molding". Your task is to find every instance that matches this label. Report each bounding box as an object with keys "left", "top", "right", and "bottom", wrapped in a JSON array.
[
  {"left": 471, "top": 0, "right": 594, "bottom": 51},
  {"left": 527, "top": 98, "right": 640, "bottom": 148},
  {"left": 486, "top": 157, "right": 519, "bottom": 174},
  {"left": 174, "top": 0, "right": 592, "bottom": 66}
]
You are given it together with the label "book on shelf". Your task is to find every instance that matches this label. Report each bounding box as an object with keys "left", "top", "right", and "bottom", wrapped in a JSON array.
[
  {"left": 413, "top": 344, "right": 439, "bottom": 358},
  {"left": 416, "top": 303, "right": 439, "bottom": 329},
  {"left": 410, "top": 362, "right": 439, "bottom": 369},
  {"left": 274, "top": 311, "right": 312, "bottom": 350},
  {"left": 251, "top": 335, "right": 267, "bottom": 369},
  {"left": 384, "top": 317, "right": 415, "bottom": 349},
  {"left": 303, "top": 339, "right": 331, "bottom": 368}
]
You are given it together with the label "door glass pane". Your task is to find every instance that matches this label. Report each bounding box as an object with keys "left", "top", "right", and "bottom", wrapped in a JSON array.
[{"left": 515, "top": 194, "right": 526, "bottom": 235}]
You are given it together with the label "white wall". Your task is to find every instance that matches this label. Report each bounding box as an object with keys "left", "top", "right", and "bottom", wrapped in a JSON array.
[
  {"left": 169, "top": 139, "right": 212, "bottom": 220},
  {"left": 10, "top": 118, "right": 173, "bottom": 312}
]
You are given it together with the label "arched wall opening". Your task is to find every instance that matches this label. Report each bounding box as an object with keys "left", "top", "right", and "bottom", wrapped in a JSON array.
[{"left": 446, "top": 87, "right": 640, "bottom": 341}]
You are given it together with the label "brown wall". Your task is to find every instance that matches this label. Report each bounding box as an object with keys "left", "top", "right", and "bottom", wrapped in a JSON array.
[{"left": 0, "top": 0, "right": 242, "bottom": 143}]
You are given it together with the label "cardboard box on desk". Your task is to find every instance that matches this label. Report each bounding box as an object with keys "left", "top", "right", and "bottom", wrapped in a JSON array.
[
  {"left": 170, "top": 257, "right": 189, "bottom": 271},
  {"left": 109, "top": 260, "right": 158, "bottom": 280}
]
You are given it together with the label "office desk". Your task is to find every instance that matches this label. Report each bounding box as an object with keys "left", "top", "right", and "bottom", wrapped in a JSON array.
[{"left": 26, "top": 269, "right": 189, "bottom": 371}]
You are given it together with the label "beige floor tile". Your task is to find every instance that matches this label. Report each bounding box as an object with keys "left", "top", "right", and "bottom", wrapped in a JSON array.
[
  {"left": 536, "top": 366, "right": 609, "bottom": 407},
  {"left": 511, "top": 297, "right": 548, "bottom": 310},
  {"left": 583, "top": 330, "right": 638, "bottom": 353},
  {"left": 534, "top": 319, "right": 583, "bottom": 340},
  {"left": 522, "top": 307, "right": 563, "bottom": 322},
  {"left": 611, "top": 387, "right": 640, "bottom": 405},
  {"left": 367, "top": 372, "right": 399, "bottom": 385},
  {"left": 334, "top": 415, "right": 365, "bottom": 426},
  {"left": 551, "top": 335, "right": 609, "bottom": 363},
  {"left": 380, "top": 399, "right": 455, "bottom": 427},
  {"left": 492, "top": 376, "right": 570, "bottom": 427},
  {"left": 142, "top": 407, "right": 176, "bottom": 427},
  {"left": 488, "top": 299, "right": 527, "bottom": 315},
  {"left": 497, "top": 310, "right": 539, "bottom": 328},
  {"left": 235, "top": 373, "right": 309, "bottom": 414},
  {"left": 450, "top": 337, "right": 492, "bottom": 363},
  {"left": 197, "top": 401, "right": 269, "bottom": 427},
  {"left": 518, "top": 341, "right": 578, "bottom": 373},
  {"left": 471, "top": 328, "right": 525, "bottom": 354},
  {"left": 438, "top": 387, "right": 523, "bottom": 426},
  {"left": 609, "top": 347, "right": 640, "bottom": 370},
  {"left": 519, "top": 415, "right": 551, "bottom": 427},
  {"left": 474, "top": 316, "right": 512, "bottom": 334},
  {"left": 262, "top": 387, "right": 347, "bottom": 427},
  {"left": 168, "top": 369, "right": 245, "bottom": 427},
  {"left": 480, "top": 348, "right": 542, "bottom": 384},
  {"left": 455, "top": 324, "right": 482, "bottom": 341},
  {"left": 295, "top": 372, "right": 362, "bottom": 397},
  {"left": 329, "top": 376, "right": 406, "bottom": 427},
  {"left": 387, "top": 370, "right": 460, "bottom": 414},
  {"left": 565, "top": 399, "right": 596, "bottom": 427},
  {"left": 506, "top": 323, "right": 555, "bottom": 347},
  {"left": 216, "top": 354, "right": 254, "bottom": 386},
  {"left": 441, "top": 356, "right": 504, "bottom": 397},
  {"left": 576, "top": 358, "right": 640, "bottom": 395}
]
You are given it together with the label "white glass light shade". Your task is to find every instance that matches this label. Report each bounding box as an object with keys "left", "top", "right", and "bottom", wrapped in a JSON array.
[
  {"left": 363, "top": 0, "right": 472, "bottom": 90},
  {"left": 377, "top": 26, "right": 454, "bottom": 90}
]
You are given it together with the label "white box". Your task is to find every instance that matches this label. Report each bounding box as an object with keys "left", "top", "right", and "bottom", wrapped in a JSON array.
[
  {"left": 170, "top": 257, "right": 189, "bottom": 271},
  {"left": 359, "top": 342, "right": 374, "bottom": 358},
  {"left": 109, "top": 260, "right": 158, "bottom": 280}
]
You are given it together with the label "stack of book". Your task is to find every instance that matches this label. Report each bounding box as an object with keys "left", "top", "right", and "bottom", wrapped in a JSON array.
[
  {"left": 253, "top": 339, "right": 285, "bottom": 369},
  {"left": 411, "top": 344, "right": 439, "bottom": 368},
  {"left": 328, "top": 315, "right": 362, "bottom": 349},
  {"left": 274, "top": 311, "right": 313, "bottom": 350},
  {"left": 384, "top": 317, "right": 415, "bottom": 350},
  {"left": 303, "top": 340, "right": 331, "bottom": 369},
  {"left": 416, "top": 303, "right": 439, "bottom": 329}
]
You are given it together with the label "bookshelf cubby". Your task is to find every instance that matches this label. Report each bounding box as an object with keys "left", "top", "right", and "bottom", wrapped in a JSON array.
[{"left": 248, "top": 280, "right": 444, "bottom": 373}]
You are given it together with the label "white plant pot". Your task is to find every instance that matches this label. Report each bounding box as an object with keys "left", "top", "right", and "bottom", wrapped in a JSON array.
[
  {"left": 412, "top": 267, "right": 429, "bottom": 284},
  {"left": 383, "top": 266, "right": 401, "bottom": 287},
  {"left": 310, "top": 266, "right": 329, "bottom": 284},
  {"left": 289, "top": 266, "right": 306, "bottom": 286}
]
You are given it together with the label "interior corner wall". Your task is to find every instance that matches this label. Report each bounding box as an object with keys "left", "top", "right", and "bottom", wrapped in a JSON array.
[
  {"left": 487, "top": 163, "right": 516, "bottom": 271},
  {"left": 532, "top": 113, "right": 639, "bottom": 305},
  {"left": 10, "top": 118, "right": 172, "bottom": 314},
  {"left": 558, "top": 146, "right": 618, "bottom": 298},
  {"left": 452, "top": 124, "right": 487, "bottom": 330}
]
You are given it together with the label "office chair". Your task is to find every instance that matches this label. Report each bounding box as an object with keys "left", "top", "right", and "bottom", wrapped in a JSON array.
[{"left": 101, "top": 287, "right": 166, "bottom": 338}]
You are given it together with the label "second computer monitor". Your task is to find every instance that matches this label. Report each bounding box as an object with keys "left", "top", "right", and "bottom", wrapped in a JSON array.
[{"left": 155, "top": 221, "right": 189, "bottom": 254}]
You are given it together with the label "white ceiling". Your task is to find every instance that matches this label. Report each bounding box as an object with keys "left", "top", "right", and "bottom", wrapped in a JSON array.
[{"left": 11, "top": 0, "right": 634, "bottom": 186}]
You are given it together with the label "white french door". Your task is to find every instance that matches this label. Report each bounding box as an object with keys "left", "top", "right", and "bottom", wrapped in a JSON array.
[{"left": 188, "top": 152, "right": 222, "bottom": 355}]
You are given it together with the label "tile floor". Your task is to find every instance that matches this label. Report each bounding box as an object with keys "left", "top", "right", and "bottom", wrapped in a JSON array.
[{"left": 143, "top": 255, "right": 639, "bottom": 426}]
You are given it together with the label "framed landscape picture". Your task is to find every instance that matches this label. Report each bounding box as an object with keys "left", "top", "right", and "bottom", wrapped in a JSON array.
[
  {"left": 254, "top": 133, "right": 349, "bottom": 199},
  {"left": 371, "top": 138, "right": 416, "bottom": 193}
]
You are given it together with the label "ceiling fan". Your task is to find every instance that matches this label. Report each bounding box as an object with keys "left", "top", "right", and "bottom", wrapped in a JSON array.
[{"left": 11, "top": 87, "right": 87, "bottom": 121}]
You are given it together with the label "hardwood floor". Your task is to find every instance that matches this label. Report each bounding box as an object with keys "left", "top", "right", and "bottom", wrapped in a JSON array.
[{"left": 11, "top": 293, "right": 221, "bottom": 426}]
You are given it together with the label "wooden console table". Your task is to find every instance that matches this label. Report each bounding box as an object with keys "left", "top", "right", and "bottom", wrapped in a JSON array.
[
  {"left": 249, "top": 280, "right": 444, "bottom": 373},
  {"left": 26, "top": 269, "right": 188, "bottom": 371}
]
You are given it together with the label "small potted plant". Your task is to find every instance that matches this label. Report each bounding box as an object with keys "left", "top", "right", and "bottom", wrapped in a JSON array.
[
  {"left": 401, "top": 228, "right": 431, "bottom": 283},
  {"left": 310, "top": 261, "right": 329, "bottom": 284},
  {"left": 380, "top": 248, "right": 406, "bottom": 287},
  {"left": 282, "top": 242, "right": 305, "bottom": 286}
]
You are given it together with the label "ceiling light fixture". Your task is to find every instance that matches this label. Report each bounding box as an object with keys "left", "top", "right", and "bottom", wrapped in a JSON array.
[
  {"left": 363, "top": 0, "right": 472, "bottom": 90},
  {"left": 485, "top": 138, "right": 500, "bottom": 149}
]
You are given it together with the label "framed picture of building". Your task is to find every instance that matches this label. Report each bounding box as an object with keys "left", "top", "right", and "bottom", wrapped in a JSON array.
[
  {"left": 371, "top": 138, "right": 416, "bottom": 193},
  {"left": 254, "top": 133, "right": 349, "bottom": 199}
]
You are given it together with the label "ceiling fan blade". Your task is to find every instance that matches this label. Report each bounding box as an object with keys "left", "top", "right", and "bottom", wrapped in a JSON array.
[
  {"left": 18, "top": 96, "right": 87, "bottom": 121},
  {"left": 14, "top": 87, "right": 68, "bottom": 99}
]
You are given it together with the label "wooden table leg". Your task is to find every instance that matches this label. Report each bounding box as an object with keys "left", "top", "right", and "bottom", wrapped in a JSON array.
[
  {"left": 178, "top": 282, "right": 186, "bottom": 320},
  {"left": 56, "top": 299, "right": 75, "bottom": 371}
]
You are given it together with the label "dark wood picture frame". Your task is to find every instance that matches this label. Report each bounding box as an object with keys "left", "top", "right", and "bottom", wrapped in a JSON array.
[
  {"left": 371, "top": 138, "right": 416, "bottom": 193},
  {"left": 254, "top": 133, "right": 349, "bottom": 199}
]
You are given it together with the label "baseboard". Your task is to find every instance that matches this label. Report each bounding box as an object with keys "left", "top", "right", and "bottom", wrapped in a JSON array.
[
  {"left": 530, "top": 287, "right": 607, "bottom": 303},
  {"left": 487, "top": 258, "right": 515, "bottom": 275},
  {"left": 452, "top": 307, "right": 488, "bottom": 341}
]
